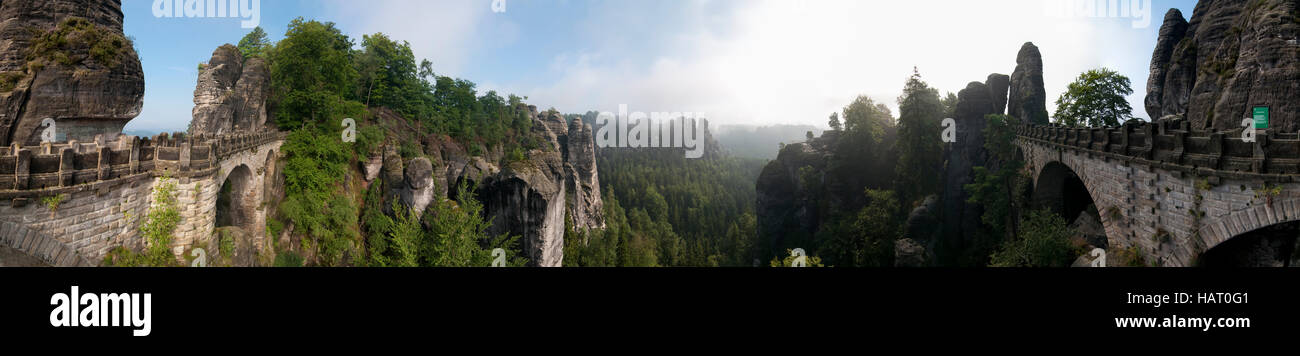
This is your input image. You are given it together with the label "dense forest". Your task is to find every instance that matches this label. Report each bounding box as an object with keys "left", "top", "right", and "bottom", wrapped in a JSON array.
[{"left": 563, "top": 146, "right": 766, "bottom": 267}]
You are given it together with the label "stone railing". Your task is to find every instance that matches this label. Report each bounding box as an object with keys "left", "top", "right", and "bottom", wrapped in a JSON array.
[
  {"left": 0, "top": 130, "right": 285, "bottom": 193},
  {"left": 1016, "top": 120, "right": 1300, "bottom": 181}
]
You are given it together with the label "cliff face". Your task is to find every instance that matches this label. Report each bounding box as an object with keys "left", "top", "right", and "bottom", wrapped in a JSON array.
[
  {"left": 367, "top": 106, "right": 605, "bottom": 267},
  {"left": 191, "top": 44, "right": 270, "bottom": 136},
  {"left": 1146, "top": 1, "right": 1300, "bottom": 131},
  {"left": 0, "top": 0, "right": 144, "bottom": 145}
]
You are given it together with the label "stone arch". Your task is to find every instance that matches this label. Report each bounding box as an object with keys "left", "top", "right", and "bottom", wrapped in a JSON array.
[
  {"left": 0, "top": 221, "right": 93, "bottom": 266},
  {"left": 1200, "top": 220, "right": 1300, "bottom": 267},
  {"left": 1032, "top": 161, "right": 1096, "bottom": 225},
  {"left": 1022, "top": 144, "right": 1121, "bottom": 249},
  {"left": 216, "top": 164, "right": 256, "bottom": 231},
  {"left": 1195, "top": 195, "right": 1300, "bottom": 267}
]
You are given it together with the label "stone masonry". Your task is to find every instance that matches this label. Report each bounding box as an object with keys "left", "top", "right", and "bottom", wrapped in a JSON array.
[{"left": 1018, "top": 121, "right": 1300, "bottom": 266}]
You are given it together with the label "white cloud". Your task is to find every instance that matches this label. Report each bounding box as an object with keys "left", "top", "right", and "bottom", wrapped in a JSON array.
[
  {"left": 488, "top": 0, "right": 1160, "bottom": 127},
  {"left": 321, "top": 0, "right": 493, "bottom": 76}
]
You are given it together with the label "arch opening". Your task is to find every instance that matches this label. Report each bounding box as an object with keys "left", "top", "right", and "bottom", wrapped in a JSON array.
[
  {"left": 1200, "top": 221, "right": 1300, "bottom": 267},
  {"left": 216, "top": 165, "right": 255, "bottom": 230},
  {"left": 1032, "top": 161, "right": 1106, "bottom": 248}
]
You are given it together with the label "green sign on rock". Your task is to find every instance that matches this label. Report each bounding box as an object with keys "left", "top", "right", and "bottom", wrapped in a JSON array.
[{"left": 1254, "top": 106, "right": 1270, "bottom": 129}]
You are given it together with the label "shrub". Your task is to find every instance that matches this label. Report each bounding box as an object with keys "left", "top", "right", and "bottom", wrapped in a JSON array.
[{"left": 990, "top": 209, "right": 1076, "bottom": 267}]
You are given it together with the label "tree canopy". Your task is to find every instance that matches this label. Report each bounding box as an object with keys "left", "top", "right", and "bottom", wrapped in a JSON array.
[{"left": 1053, "top": 68, "right": 1134, "bottom": 127}]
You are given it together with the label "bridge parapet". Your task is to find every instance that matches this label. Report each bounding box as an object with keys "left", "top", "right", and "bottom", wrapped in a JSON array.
[
  {"left": 0, "top": 130, "right": 284, "bottom": 195},
  {"left": 1016, "top": 122, "right": 1300, "bottom": 179}
]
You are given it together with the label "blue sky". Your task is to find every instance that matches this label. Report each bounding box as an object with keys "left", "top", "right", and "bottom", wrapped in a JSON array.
[{"left": 122, "top": 0, "right": 1198, "bottom": 133}]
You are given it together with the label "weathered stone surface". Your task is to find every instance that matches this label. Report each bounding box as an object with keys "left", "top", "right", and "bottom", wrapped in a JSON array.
[
  {"left": 756, "top": 140, "right": 830, "bottom": 251},
  {"left": 902, "top": 195, "right": 941, "bottom": 242},
  {"left": 478, "top": 150, "right": 568, "bottom": 267},
  {"left": 401, "top": 157, "right": 435, "bottom": 215},
  {"left": 0, "top": 0, "right": 144, "bottom": 145},
  {"left": 1016, "top": 128, "right": 1300, "bottom": 267},
  {"left": 1069, "top": 210, "right": 1108, "bottom": 249},
  {"left": 942, "top": 81, "right": 996, "bottom": 250},
  {"left": 1008, "top": 42, "right": 1049, "bottom": 124},
  {"left": 894, "top": 238, "right": 932, "bottom": 267},
  {"left": 1145, "top": 0, "right": 1300, "bottom": 132},
  {"left": 190, "top": 45, "right": 271, "bottom": 136},
  {"left": 986, "top": 73, "right": 1010, "bottom": 116},
  {"left": 566, "top": 117, "right": 604, "bottom": 230},
  {"left": 1145, "top": 9, "right": 1189, "bottom": 120}
]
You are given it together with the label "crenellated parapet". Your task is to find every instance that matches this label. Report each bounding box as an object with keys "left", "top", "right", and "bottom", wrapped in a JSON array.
[
  {"left": 1016, "top": 121, "right": 1300, "bottom": 181},
  {"left": 0, "top": 130, "right": 285, "bottom": 195}
]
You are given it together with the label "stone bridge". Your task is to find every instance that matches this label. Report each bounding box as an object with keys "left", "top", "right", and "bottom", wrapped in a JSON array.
[
  {"left": 1016, "top": 120, "right": 1300, "bottom": 267},
  {"left": 0, "top": 130, "right": 284, "bottom": 266}
]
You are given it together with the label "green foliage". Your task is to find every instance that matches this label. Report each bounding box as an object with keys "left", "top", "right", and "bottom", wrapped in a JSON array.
[
  {"left": 41, "top": 194, "right": 66, "bottom": 212},
  {"left": 354, "top": 123, "right": 385, "bottom": 156},
  {"left": 893, "top": 68, "right": 945, "bottom": 206},
  {"left": 270, "top": 18, "right": 360, "bottom": 129},
  {"left": 989, "top": 210, "right": 1076, "bottom": 267},
  {"left": 103, "top": 177, "right": 181, "bottom": 267},
  {"left": 940, "top": 92, "right": 958, "bottom": 118},
  {"left": 827, "top": 112, "right": 842, "bottom": 131},
  {"left": 273, "top": 251, "right": 304, "bottom": 267},
  {"left": 824, "top": 189, "right": 901, "bottom": 267},
  {"left": 363, "top": 180, "right": 526, "bottom": 267},
  {"left": 586, "top": 146, "right": 766, "bottom": 267},
  {"left": 28, "top": 17, "right": 131, "bottom": 68},
  {"left": 962, "top": 114, "right": 1030, "bottom": 266},
  {"left": 355, "top": 33, "right": 433, "bottom": 116},
  {"left": 218, "top": 230, "right": 235, "bottom": 257},
  {"left": 1053, "top": 68, "right": 1134, "bottom": 127},
  {"left": 278, "top": 124, "right": 358, "bottom": 266},
  {"left": 840, "top": 95, "right": 892, "bottom": 144},
  {"left": 421, "top": 182, "right": 526, "bottom": 267},
  {"left": 236, "top": 27, "right": 271, "bottom": 60}
]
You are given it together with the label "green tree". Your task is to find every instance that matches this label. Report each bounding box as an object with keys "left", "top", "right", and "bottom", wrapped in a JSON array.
[
  {"left": 421, "top": 182, "right": 525, "bottom": 267},
  {"left": 236, "top": 26, "right": 271, "bottom": 60},
  {"left": 989, "top": 209, "right": 1075, "bottom": 267},
  {"left": 1053, "top": 68, "right": 1134, "bottom": 127},
  {"left": 828, "top": 112, "right": 842, "bottom": 131},
  {"left": 270, "top": 18, "right": 360, "bottom": 129},
  {"left": 893, "top": 68, "right": 945, "bottom": 206},
  {"left": 355, "top": 33, "right": 432, "bottom": 116},
  {"left": 940, "top": 92, "right": 958, "bottom": 119}
]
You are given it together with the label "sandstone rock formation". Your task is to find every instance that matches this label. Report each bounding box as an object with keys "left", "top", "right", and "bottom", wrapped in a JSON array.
[
  {"left": 0, "top": 0, "right": 144, "bottom": 145},
  {"left": 191, "top": 44, "right": 270, "bottom": 136},
  {"left": 565, "top": 117, "right": 604, "bottom": 230},
  {"left": 374, "top": 106, "right": 605, "bottom": 267},
  {"left": 1145, "top": 9, "right": 1189, "bottom": 121},
  {"left": 986, "top": 73, "right": 1010, "bottom": 116},
  {"left": 756, "top": 139, "right": 831, "bottom": 251},
  {"left": 941, "top": 81, "right": 997, "bottom": 250},
  {"left": 1145, "top": 1, "right": 1300, "bottom": 132},
  {"left": 896, "top": 195, "right": 940, "bottom": 267},
  {"left": 401, "top": 157, "right": 435, "bottom": 216},
  {"left": 476, "top": 150, "right": 569, "bottom": 267},
  {"left": 1008, "top": 42, "right": 1049, "bottom": 124}
]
